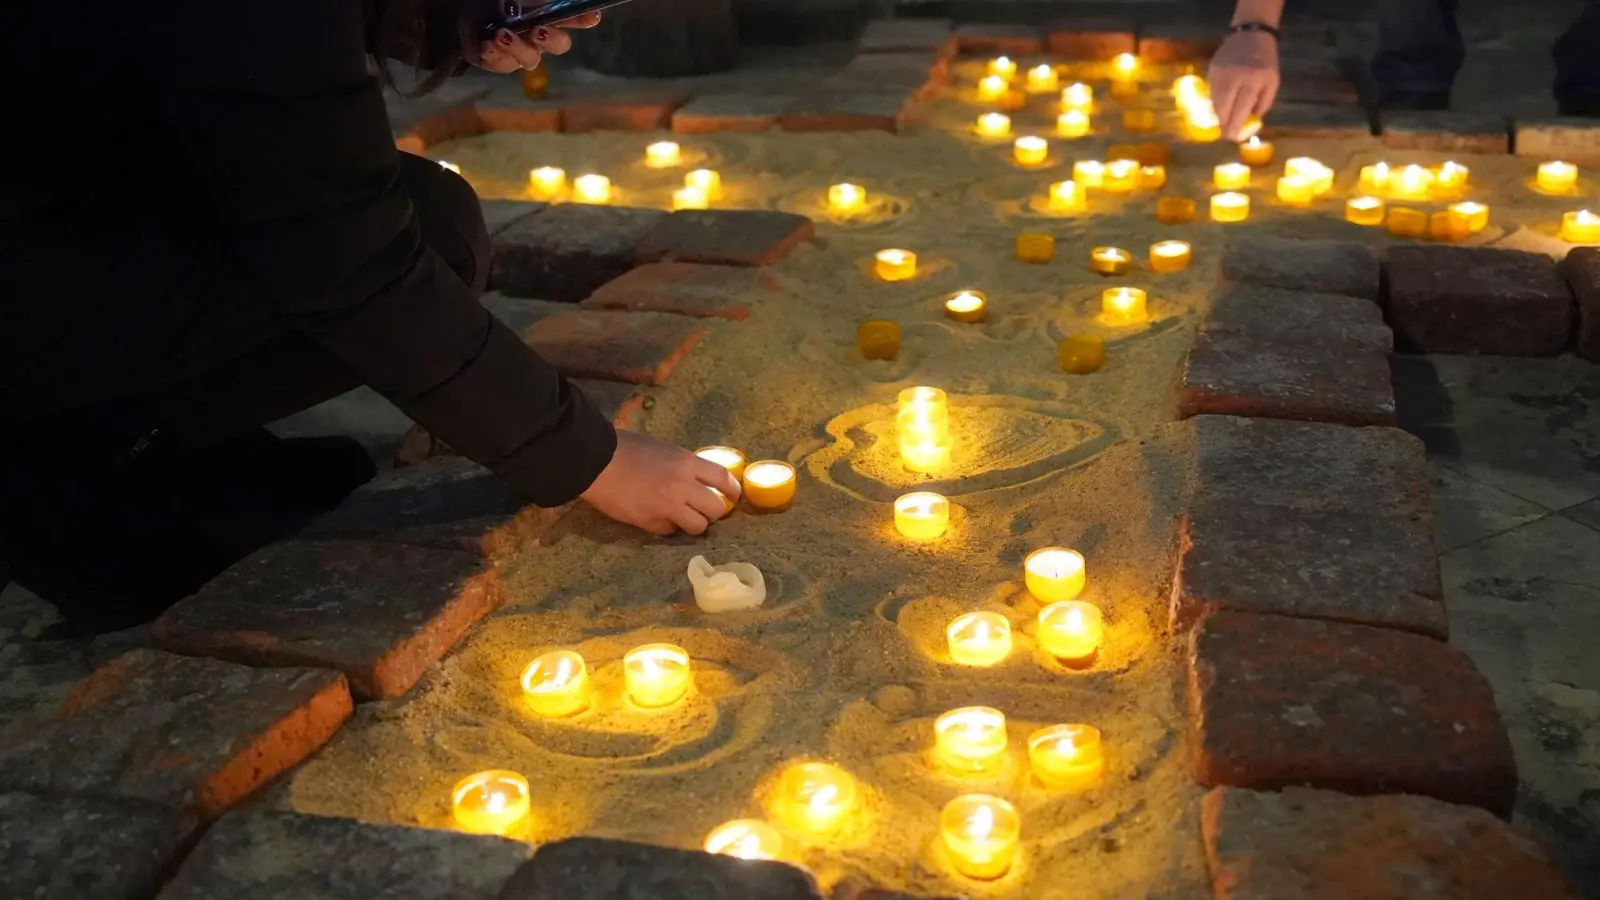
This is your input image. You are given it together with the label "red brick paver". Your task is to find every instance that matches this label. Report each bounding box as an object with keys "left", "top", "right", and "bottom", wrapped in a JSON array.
[
  {"left": 1201, "top": 284, "right": 1393, "bottom": 354},
  {"left": 1189, "top": 612, "right": 1517, "bottom": 816},
  {"left": 779, "top": 93, "right": 913, "bottom": 133},
  {"left": 635, "top": 209, "right": 815, "bottom": 268},
  {"left": 153, "top": 540, "right": 503, "bottom": 700},
  {"left": 1514, "top": 117, "right": 1600, "bottom": 166},
  {"left": 524, "top": 309, "right": 707, "bottom": 385},
  {"left": 671, "top": 94, "right": 791, "bottom": 133},
  {"left": 1138, "top": 24, "right": 1222, "bottom": 63},
  {"left": 1379, "top": 110, "right": 1511, "bottom": 154},
  {"left": 489, "top": 204, "right": 667, "bottom": 302},
  {"left": 1259, "top": 103, "right": 1372, "bottom": 139},
  {"left": 954, "top": 24, "right": 1043, "bottom": 57},
  {"left": 1177, "top": 332, "right": 1396, "bottom": 427},
  {"left": 1387, "top": 245, "right": 1574, "bottom": 356},
  {"left": 1558, "top": 246, "right": 1600, "bottom": 361},
  {"left": 475, "top": 105, "right": 562, "bottom": 133},
  {"left": 582, "top": 261, "right": 776, "bottom": 320},
  {"left": 1046, "top": 20, "right": 1136, "bottom": 59},
  {"left": 560, "top": 93, "right": 689, "bottom": 132},
  {"left": 1202, "top": 786, "right": 1578, "bottom": 900},
  {"left": 1219, "top": 237, "right": 1381, "bottom": 301},
  {"left": 0, "top": 650, "right": 351, "bottom": 819}
]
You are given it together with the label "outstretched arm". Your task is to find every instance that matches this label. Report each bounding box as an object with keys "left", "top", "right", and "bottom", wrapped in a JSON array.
[{"left": 1209, "top": 0, "right": 1285, "bottom": 141}]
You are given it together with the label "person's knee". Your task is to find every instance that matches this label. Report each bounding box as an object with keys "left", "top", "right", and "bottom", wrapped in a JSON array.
[{"left": 398, "top": 153, "right": 491, "bottom": 294}]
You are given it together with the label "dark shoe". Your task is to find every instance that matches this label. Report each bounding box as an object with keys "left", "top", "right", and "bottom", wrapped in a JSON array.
[{"left": 1380, "top": 90, "right": 1452, "bottom": 111}]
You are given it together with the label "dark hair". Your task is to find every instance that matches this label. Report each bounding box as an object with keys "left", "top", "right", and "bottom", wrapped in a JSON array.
[{"left": 366, "top": 0, "right": 484, "bottom": 96}]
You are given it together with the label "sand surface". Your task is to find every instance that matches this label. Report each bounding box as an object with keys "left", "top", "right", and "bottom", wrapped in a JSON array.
[{"left": 266, "top": 59, "right": 1593, "bottom": 898}]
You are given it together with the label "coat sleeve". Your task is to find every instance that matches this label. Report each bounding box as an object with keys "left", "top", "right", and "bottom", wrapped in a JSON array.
[{"left": 116, "top": 0, "right": 615, "bottom": 507}]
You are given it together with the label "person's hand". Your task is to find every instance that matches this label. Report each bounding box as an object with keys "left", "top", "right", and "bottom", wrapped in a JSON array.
[
  {"left": 476, "top": 11, "right": 603, "bottom": 73},
  {"left": 1208, "top": 30, "right": 1280, "bottom": 142},
  {"left": 580, "top": 431, "right": 742, "bottom": 536}
]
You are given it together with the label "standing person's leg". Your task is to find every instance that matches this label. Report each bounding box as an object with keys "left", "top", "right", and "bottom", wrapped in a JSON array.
[
  {"left": 1554, "top": 0, "right": 1600, "bottom": 114},
  {"left": 1371, "top": 0, "right": 1467, "bottom": 108}
]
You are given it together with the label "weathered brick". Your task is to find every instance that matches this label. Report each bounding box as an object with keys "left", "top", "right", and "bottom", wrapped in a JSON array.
[
  {"left": 0, "top": 791, "right": 197, "bottom": 900},
  {"left": 779, "top": 92, "right": 912, "bottom": 132},
  {"left": 1046, "top": 19, "right": 1136, "bottom": 59},
  {"left": 1220, "top": 237, "right": 1381, "bottom": 301},
  {"left": 1203, "top": 787, "right": 1578, "bottom": 899},
  {"left": 1558, "top": 246, "right": 1600, "bottom": 361},
  {"left": 672, "top": 93, "right": 793, "bottom": 134},
  {"left": 1177, "top": 332, "right": 1396, "bottom": 427},
  {"left": 153, "top": 540, "right": 502, "bottom": 700},
  {"left": 497, "top": 837, "right": 823, "bottom": 900},
  {"left": 1386, "top": 245, "right": 1574, "bottom": 356},
  {"left": 160, "top": 809, "right": 531, "bottom": 900},
  {"left": 856, "top": 18, "right": 956, "bottom": 58},
  {"left": 953, "top": 23, "right": 1043, "bottom": 57},
  {"left": 302, "top": 457, "right": 571, "bottom": 559},
  {"left": 1380, "top": 110, "right": 1510, "bottom": 155},
  {"left": 1138, "top": 23, "right": 1222, "bottom": 63},
  {"left": 582, "top": 262, "right": 775, "bottom": 319},
  {"left": 476, "top": 105, "right": 562, "bottom": 133},
  {"left": 1189, "top": 612, "right": 1516, "bottom": 815},
  {"left": 488, "top": 204, "right": 668, "bottom": 302},
  {"left": 0, "top": 650, "right": 351, "bottom": 819},
  {"left": 636, "top": 209, "right": 814, "bottom": 268},
  {"left": 525, "top": 309, "right": 706, "bottom": 385},
  {"left": 1176, "top": 416, "right": 1442, "bottom": 636},
  {"left": 560, "top": 93, "right": 689, "bottom": 132},
  {"left": 829, "top": 51, "right": 946, "bottom": 97},
  {"left": 394, "top": 377, "right": 645, "bottom": 468},
  {"left": 1514, "top": 116, "right": 1600, "bottom": 165},
  {"left": 1202, "top": 284, "right": 1393, "bottom": 354},
  {"left": 1259, "top": 103, "right": 1372, "bottom": 140}
]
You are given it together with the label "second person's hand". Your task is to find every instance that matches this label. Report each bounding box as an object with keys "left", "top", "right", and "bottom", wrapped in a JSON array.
[
  {"left": 1208, "top": 29, "right": 1280, "bottom": 141},
  {"left": 580, "top": 431, "right": 742, "bottom": 536},
  {"left": 477, "top": 11, "right": 604, "bottom": 73}
]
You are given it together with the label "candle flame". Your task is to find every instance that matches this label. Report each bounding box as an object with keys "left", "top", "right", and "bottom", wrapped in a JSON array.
[
  {"left": 807, "top": 783, "right": 839, "bottom": 810},
  {"left": 486, "top": 791, "right": 507, "bottom": 814},
  {"left": 745, "top": 462, "right": 794, "bottom": 488},
  {"left": 732, "top": 834, "right": 763, "bottom": 858},
  {"left": 1065, "top": 606, "right": 1084, "bottom": 630},
  {"left": 1056, "top": 735, "right": 1077, "bottom": 755},
  {"left": 1113, "top": 53, "right": 1137, "bottom": 76},
  {"left": 967, "top": 803, "right": 996, "bottom": 839}
]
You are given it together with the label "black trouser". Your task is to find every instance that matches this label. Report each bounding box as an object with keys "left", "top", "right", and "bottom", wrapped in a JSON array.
[{"left": 0, "top": 153, "right": 489, "bottom": 461}]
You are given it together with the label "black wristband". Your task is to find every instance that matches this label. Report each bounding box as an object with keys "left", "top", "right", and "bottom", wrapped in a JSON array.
[{"left": 1228, "top": 21, "right": 1281, "bottom": 40}]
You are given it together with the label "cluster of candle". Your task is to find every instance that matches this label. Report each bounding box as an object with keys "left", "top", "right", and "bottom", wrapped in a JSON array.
[
  {"left": 1065, "top": 158, "right": 1166, "bottom": 199},
  {"left": 1089, "top": 244, "right": 1187, "bottom": 281},
  {"left": 1358, "top": 160, "right": 1468, "bottom": 202},
  {"left": 898, "top": 386, "right": 951, "bottom": 473},
  {"left": 701, "top": 759, "right": 860, "bottom": 861},
  {"left": 695, "top": 445, "right": 797, "bottom": 513},
  {"left": 935, "top": 545, "right": 1102, "bottom": 670}
]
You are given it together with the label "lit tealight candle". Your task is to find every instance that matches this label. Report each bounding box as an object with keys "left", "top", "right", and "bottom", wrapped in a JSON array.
[
  {"left": 1024, "top": 547, "right": 1086, "bottom": 602},
  {"left": 989, "top": 56, "right": 1017, "bottom": 79},
  {"left": 898, "top": 386, "right": 950, "bottom": 473},
  {"left": 857, "top": 319, "right": 901, "bottom": 360},
  {"left": 1158, "top": 196, "right": 1196, "bottom": 224},
  {"left": 1149, "top": 240, "right": 1192, "bottom": 273},
  {"left": 573, "top": 173, "right": 611, "bottom": 204},
  {"left": 1173, "top": 74, "right": 1207, "bottom": 107},
  {"left": 940, "top": 794, "right": 1020, "bottom": 880},
  {"left": 1358, "top": 162, "right": 1391, "bottom": 195},
  {"left": 529, "top": 166, "right": 566, "bottom": 199},
  {"left": 1028, "top": 724, "right": 1105, "bottom": 790},
  {"left": 829, "top": 182, "right": 866, "bottom": 214},
  {"left": 1449, "top": 201, "right": 1490, "bottom": 234},
  {"left": 895, "top": 491, "right": 951, "bottom": 540},
  {"left": 1538, "top": 160, "right": 1579, "bottom": 193},
  {"left": 1276, "top": 174, "right": 1316, "bottom": 206},
  {"left": 742, "top": 460, "right": 796, "bottom": 512},
  {"left": 695, "top": 445, "right": 747, "bottom": 481},
  {"left": 1236, "top": 115, "right": 1264, "bottom": 141},
  {"left": 645, "top": 141, "right": 681, "bottom": 168},
  {"left": 624, "top": 643, "right": 692, "bottom": 708},
  {"left": 438, "top": 160, "right": 461, "bottom": 174},
  {"left": 1013, "top": 136, "right": 1049, "bottom": 166},
  {"left": 934, "top": 706, "right": 1009, "bottom": 774},
  {"left": 1213, "top": 162, "right": 1251, "bottom": 191},
  {"left": 1061, "top": 83, "right": 1094, "bottom": 111},
  {"left": 1048, "top": 180, "right": 1085, "bottom": 212},
  {"left": 1103, "top": 159, "right": 1139, "bottom": 193},
  {"left": 1111, "top": 53, "right": 1139, "bottom": 82},
  {"left": 1185, "top": 104, "right": 1222, "bottom": 142},
  {"left": 1346, "top": 196, "right": 1386, "bottom": 226},
  {"left": 1386, "top": 207, "right": 1428, "bottom": 238},
  {"left": 1562, "top": 209, "right": 1600, "bottom": 243},
  {"left": 1015, "top": 232, "right": 1055, "bottom": 264},
  {"left": 1057, "top": 110, "right": 1091, "bottom": 138},
  {"left": 704, "top": 820, "right": 784, "bottom": 861},
  {"left": 1389, "top": 164, "right": 1434, "bottom": 202},
  {"left": 1073, "top": 160, "right": 1106, "bottom": 189},
  {"left": 775, "top": 761, "right": 858, "bottom": 836},
  {"left": 1026, "top": 64, "right": 1059, "bottom": 93},
  {"left": 875, "top": 248, "right": 917, "bottom": 281},
  {"left": 1429, "top": 210, "right": 1468, "bottom": 242},
  {"left": 672, "top": 185, "right": 709, "bottom": 210},
  {"left": 1101, "top": 286, "right": 1148, "bottom": 325},
  {"left": 1285, "top": 157, "right": 1333, "bottom": 195},
  {"left": 977, "top": 74, "right": 1008, "bottom": 102},
  {"left": 1036, "top": 600, "right": 1104, "bottom": 664},
  {"left": 685, "top": 168, "right": 722, "bottom": 199},
  {"left": 521, "top": 650, "right": 591, "bottom": 717},
  {"left": 944, "top": 290, "right": 987, "bottom": 324},
  {"left": 1434, "top": 160, "right": 1469, "bottom": 195},
  {"left": 1139, "top": 165, "right": 1167, "bottom": 190},
  {"left": 947, "top": 612, "right": 1013, "bottom": 667},
  {"left": 1090, "top": 246, "right": 1133, "bottom": 276},
  {"left": 451, "top": 770, "right": 531, "bottom": 835},
  {"left": 1239, "top": 135, "right": 1274, "bottom": 166},
  {"left": 1210, "top": 191, "right": 1250, "bottom": 223},
  {"left": 975, "top": 112, "right": 1012, "bottom": 139}
]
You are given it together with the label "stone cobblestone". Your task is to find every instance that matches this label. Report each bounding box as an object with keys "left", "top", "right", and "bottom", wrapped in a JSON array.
[
  {"left": 0, "top": 791, "right": 197, "bottom": 900},
  {"left": 496, "top": 837, "right": 823, "bottom": 900},
  {"left": 1386, "top": 245, "right": 1573, "bottom": 356}
]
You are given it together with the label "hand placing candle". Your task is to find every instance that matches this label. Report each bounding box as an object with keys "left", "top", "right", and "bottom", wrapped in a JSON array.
[
  {"left": 451, "top": 770, "right": 531, "bottom": 835},
  {"left": 947, "top": 611, "right": 1013, "bottom": 667},
  {"left": 940, "top": 794, "right": 1021, "bottom": 880},
  {"left": 521, "top": 650, "right": 591, "bottom": 717}
]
